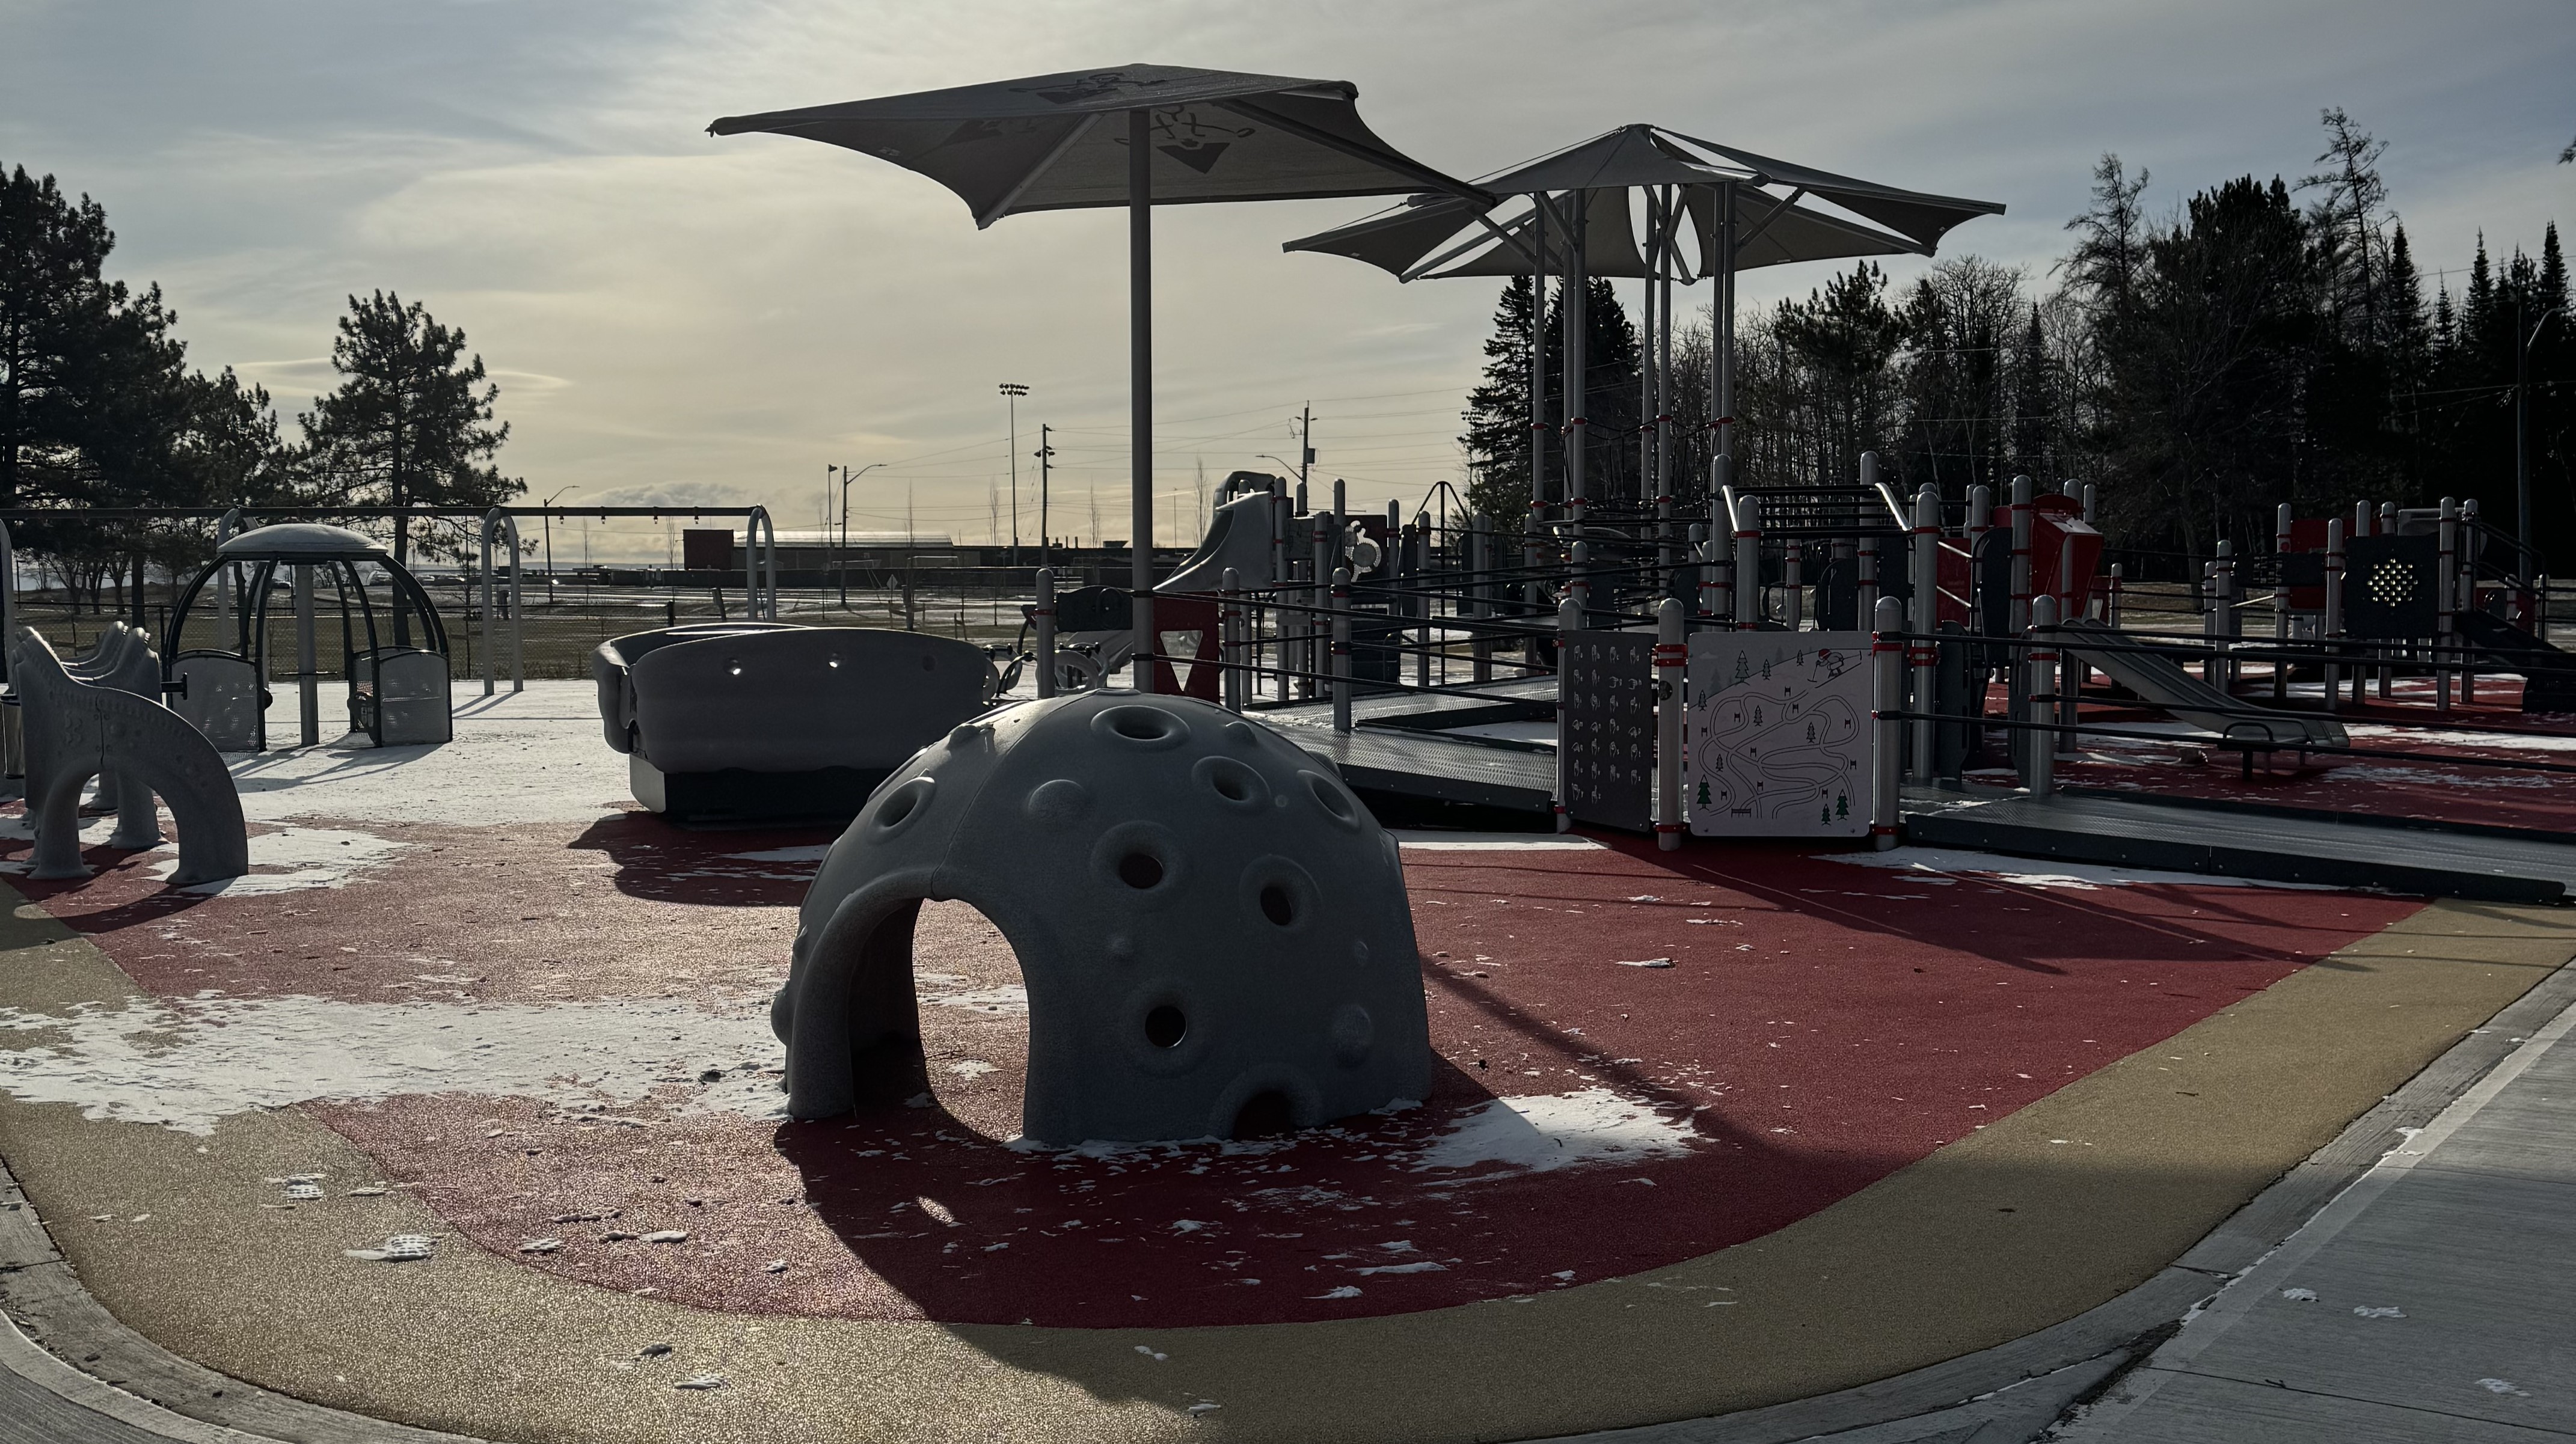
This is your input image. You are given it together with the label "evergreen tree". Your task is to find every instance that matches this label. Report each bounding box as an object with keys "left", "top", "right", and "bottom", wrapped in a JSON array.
[
  {"left": 2062, "top": 154, "right": 2150, "bottom": 331},
  {"left": 2, "top": 162, "right": 292, "bottom": 604},
  {"left": 1460, "top": 274, "right": 1539, "bottom": 528},
  {"left": 2010, "top": 305, "right": 2062, "bottom": 476},
  {"left": 1, "top": 163, "right": 122, "bottom": 509},
  {"left": 1456, "top": 274, "right": 1639, "bottom": 528},
  {"left": 298, "top": 290, "right": 520, "bottom": 564},
  {"left": 2298, "top": 108, "right": 2390, "bottom": 347}
]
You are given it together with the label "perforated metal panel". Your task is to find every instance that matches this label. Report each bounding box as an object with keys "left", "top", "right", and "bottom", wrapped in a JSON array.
[
  {"left": 2343, "top": 535, "right": 2439, "bottom": 640},
  {"left": 1560, "top": 630, "right": 1655, "bottom": 832}
]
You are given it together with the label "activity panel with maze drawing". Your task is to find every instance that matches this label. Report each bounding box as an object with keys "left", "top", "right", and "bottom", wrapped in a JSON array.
[{"left": 1687, "top": 631, "right": 1873, "bottom": 838}]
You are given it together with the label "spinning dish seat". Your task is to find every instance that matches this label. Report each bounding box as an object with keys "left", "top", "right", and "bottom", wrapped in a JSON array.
[
  {"left": 163, "top": 522, "right": 453, "bottom": 751},
  {"left": 774, "top": 690, "right": 1431, "bottom": 1144},
  {"left": 593, "top": 624, "right": 998, "bottom": 825}
]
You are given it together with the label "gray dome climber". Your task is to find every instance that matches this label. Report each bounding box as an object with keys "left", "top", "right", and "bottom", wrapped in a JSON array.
[{"left": 774, "top": 690, "right": 1430, "bottom": 1145}]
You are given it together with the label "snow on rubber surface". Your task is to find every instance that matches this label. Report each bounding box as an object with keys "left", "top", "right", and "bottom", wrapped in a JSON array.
[
  {"left": 1824, "top": 845, "right": 2338, "bottom": 890},
  {"left": 0, "top": 991, "right": 788, "bottom": 1134},
  {"left": 230, "top": 682, "right": 629, "bottom": 825},
  {"left": 1413, "top": 1088, "right": 1698, "bottom": 1176}
]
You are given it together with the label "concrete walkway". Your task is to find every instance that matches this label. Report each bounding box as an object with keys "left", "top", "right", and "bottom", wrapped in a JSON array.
[{"left": 2058, "top": 996, "right": 2576, "bottom": 1443}]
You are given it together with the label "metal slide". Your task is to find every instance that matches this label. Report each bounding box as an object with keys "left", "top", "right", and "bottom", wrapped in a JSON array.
[
  {"left": 2057, "top": 618, "right": 2347, "bottom": 748},
  {"left": 2456, "top": 610, "right": 2576, "bottom": 712}
]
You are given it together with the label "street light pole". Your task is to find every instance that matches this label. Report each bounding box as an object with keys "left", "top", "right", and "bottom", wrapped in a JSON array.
[
  {"left": 539, "top": 485, "right": 578, "bottom": 604},
  {"left": 1001, "top": 382, "right": 1029, "bottom": 566},
  {"left": 839, "top": 462, "right": 885, "bottom": 608},
  {"left": 1037, "top": 424, "right": 1056, "bottom": 571}
]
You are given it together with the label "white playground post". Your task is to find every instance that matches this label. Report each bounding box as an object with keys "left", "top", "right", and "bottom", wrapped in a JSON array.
[
  {"left": 1856, "top": 453, "right": 1881, "bottom": 629},
  {"left": 1908, "top": 485, "right": 1939, "bottom": 785},
  {"left": 1687, "top": 524, "right": 1710, "bottom": 625},
  {"left": 1871, "top": 594, "right": 1904, "bottom": 851},
  {"left": 1219, "top": 566, "right": 1242, "bottom": 712},
  {"left": 2059, "top": 525, "right": 2083, "bottom": 730},
  {"left": 1269, "top": 477, "right": 1289, "bottom": 701},
  {"left": 1569, "top": 540, "right": 1590, "bottom": 614},
  {"left": 1554, "top": 596, "right": 1581, "bottom": 833},
  {"left": 745, "top": 505, "right": 779, "bottom": 621},
  {"left": 2460, "top": 497, "right": 2480, "bottom": 705},
  {"left": 293, "top": 562, "right": 319, "bottom": 747},
  {"left": 2436, "top": 495, "right": 2459, "bottom": 711},
  {"left": 2324, "top": 518, "right": 2346, "bottom": 712},
  {"left": 479, "top": 507, "right": 524, "bottom": 696},
  {"left": 1329, "top": 566, "right": 1353, "bottom": 735},
  {"left": 2275, "top": 502, "right": 2294, "bottom": 700},
  {"left": 1654, "top": 597, "right": 1685, "bottom": 852},
  {"left": 2007, "top": 475, "right": 2033, "bottom": 637},
  {"left": 2026, "top": 594, "right": 2059, "bottom": 797},
  {"left": 1732, "top": 496, "right": 1761, "bottom": 630},
  {"left": 1034, "top": 566, "right": 1058, "bottom": 699}
]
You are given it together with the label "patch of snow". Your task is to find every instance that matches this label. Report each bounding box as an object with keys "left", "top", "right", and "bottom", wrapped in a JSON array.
[
  {"left": 0, "top": 993, "right": 783, "bottom": 1134},
  {"left": 156, "top": 825, "right": 411, "bottom": 895},
  {"left": 1413, "top": 1088, "right": 1697, "bottom": 1177},
  {"left": 1393, "top": 831, "right": 1604, "bottom": 851},
  {"left": 2347, "top": 724, "right": 2576, "bottom": 753},
  {"left": 226, "top": 682, "right": 631, "bottom": 826},
  {"left": 1823, "top": 846, "right": 2336, "bottom": 891},
  {"left": 1614, "top": 958, "right": 1675, "bottom": 969},
  {"left": 2280, "top": 1287, "right": 2318, "bottom": 1302},
  {"left": 1310, "top": 1286, "right": 1363, "bottom": 1300},
  {"left": 925, "top": 986, "right": 1028, "bottom": 1015}
]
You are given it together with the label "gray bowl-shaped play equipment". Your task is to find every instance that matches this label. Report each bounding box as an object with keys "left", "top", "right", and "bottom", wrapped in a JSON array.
[
  {"left": 774, "top": 690, "right": 1432, "bottom": 1144},
  {"left": 163, "top": 523, "right": 453, "bottom": 751},
  {"left": 593, "top": 623, "right": 1000, "bottom": 825}
]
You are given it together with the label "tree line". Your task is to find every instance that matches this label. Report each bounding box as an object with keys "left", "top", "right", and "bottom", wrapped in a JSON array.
[
  {"left": 1461, "top": 110, "right": 2572, "bottom": 578},
  {"left": 0, "top": 161, "right": 520, "bottom": 605}
]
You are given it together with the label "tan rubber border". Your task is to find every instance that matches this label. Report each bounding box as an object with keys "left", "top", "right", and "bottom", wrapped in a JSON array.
[{"left": 2, "top": 888, "right": 2569, "bottom": 1444}]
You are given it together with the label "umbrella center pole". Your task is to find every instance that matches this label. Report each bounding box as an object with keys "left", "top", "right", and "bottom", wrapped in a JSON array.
[{"left": 1129, "top": 107, "right": 1156, "bottom": 693}]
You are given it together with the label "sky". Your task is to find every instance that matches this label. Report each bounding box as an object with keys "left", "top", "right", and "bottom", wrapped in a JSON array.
[{"left": 5, "top": 0, "right": 2571, "bottom": 561}]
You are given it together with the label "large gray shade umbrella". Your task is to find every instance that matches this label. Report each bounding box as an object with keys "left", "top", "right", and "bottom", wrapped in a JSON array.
[
  {"left": 1284, "top": 124, "right": 2001, "bottom": 535},
  {"left": 711, "top": 65, "right": 1488, "bottom": 687}
]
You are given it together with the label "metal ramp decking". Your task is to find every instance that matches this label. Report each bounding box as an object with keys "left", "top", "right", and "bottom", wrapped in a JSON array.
[
  {"left": 1254, "top": 679, "right": 1557, "bottom": 818},
  {"left": 1904, "top": 788, "right": 2576, "bottom": 904}
]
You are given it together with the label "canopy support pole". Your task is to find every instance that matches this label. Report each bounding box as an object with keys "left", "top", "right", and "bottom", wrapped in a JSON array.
[
  {"left": 1564, "top": 192, "right": 1588, "bottom": 535},
  {"left": 1526, "top": 197, "right": 1549, "bottom": 625},
  {"left": 1712, "top": 180, "right": 1737, "bottom": 520},
  {"left": 1129, "top": 108, "right": 1156, "bottom": 694}
]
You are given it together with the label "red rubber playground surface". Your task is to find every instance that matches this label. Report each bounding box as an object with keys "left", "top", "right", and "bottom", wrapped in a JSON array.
[
  {"left": 1, "top": 804, "right": 2421, "bottom": 1331},
  {"left": 2041, "top": 676, "right": 2576, "bottom": 833}
]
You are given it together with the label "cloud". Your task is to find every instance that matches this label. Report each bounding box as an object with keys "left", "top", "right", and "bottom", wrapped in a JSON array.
[{"left": 6, "top": 0, "right": 2569, "bottom": 559}]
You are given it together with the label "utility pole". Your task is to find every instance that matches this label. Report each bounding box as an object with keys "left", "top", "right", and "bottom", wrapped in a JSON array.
[
  {"left": 1001, "top": 382, "right": 1028, "bottom": 564},
  {"left": 1037, "top": 424, "right": 1056, "bottom": 569},
  {"left": 1296, "top": 402, "right": 1315, "bottom": 492},
  {"left": 2519, "top": 301, "right": 2564, "bottom": 561}
]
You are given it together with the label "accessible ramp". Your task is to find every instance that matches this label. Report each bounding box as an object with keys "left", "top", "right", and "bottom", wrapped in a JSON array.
[
  {"left": 2456, "top": 609, "right": 2576, "bottom": 712},
  {"left": 2059, "top": 618, "right": 2346, "bottom": 748},
  {"left": 1904, "top": 788, "right": 2576, "bottom": 903}
]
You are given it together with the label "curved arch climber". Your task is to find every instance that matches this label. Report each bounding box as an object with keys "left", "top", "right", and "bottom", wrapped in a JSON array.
[{"left": 16, "top": 628, "right": 248, "bottom": 886}]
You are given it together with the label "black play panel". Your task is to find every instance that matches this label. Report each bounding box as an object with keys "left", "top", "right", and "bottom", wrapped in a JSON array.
[
  {"left": 2343, "top": 535, "right": 2440, "bottom": 640},
  {"left": 1559, "top": 630, "right": 1656, "bottom": 832}
]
